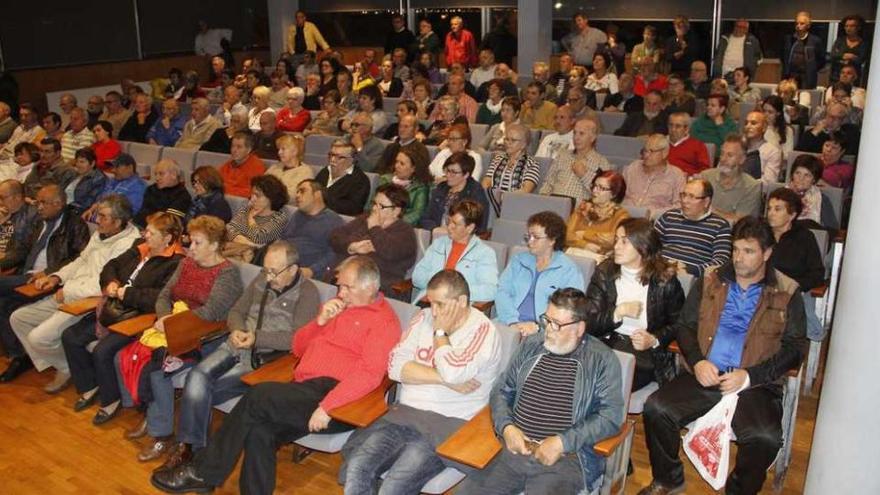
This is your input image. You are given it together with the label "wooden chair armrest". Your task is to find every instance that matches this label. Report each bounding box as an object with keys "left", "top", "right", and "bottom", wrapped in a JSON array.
[
  {"left": 241, "top": 354, "right": 299, "bottom": 386},
  {"left": 14, "top": 282, "right": 54, "bottom": 299},
  {"left": 436, "top": 406, "right": 502, "bottom": 469},
  {"left": 108, "top": 313, "right": 157, "bottom": 337},
  {"left": 593, "top": 420, "right": 634, "bottom": 457},
  {"left": 391, "top": 279, "right": 414, "bottom": 296},
  {"left": 164, "top": 310, "right": 228, "bottom": 356},
  {"left": 810, "top": 284, "right": 828, "bottom": 297},
  {"left": 472, "top": 301, "right": 494, "bottom": 314},
  {"left": 59, "top": 297, "right": 102, "bottom": 316},
  {"left": 328, "top": 376, "right": 395, "bottom": 427}
]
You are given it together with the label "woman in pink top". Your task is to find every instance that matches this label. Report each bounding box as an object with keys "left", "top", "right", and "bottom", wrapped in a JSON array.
[{"left": 275, "top": 87, "right": 311, "bottom": 133}]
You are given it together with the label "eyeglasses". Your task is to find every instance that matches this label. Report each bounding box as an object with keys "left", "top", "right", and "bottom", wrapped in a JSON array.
[
  {"left": 523, "top": 233, "right": 548, "bottom": 243},
  {"left": 327, "top": 153, "right": 351, "bottom": 161},
  {"left": 262, "top": 263, "right": 296, "bottom": 279},
  {"left": 592, "top": 184, "right": 612, "bottom": 192},
  {"left": 447, "top": 136, "right": 466, "bottom": 142},
  {"left": 373, "top": 201, "right": 396, "bottom": 210},
  {"left": 679, "top": 192, "right": 708, "bottom": 200},
  {"left": 539, "top": 313, "right": 581, "bottom": 333},
  {"left": 641, "top": 147, "right": 666, "bottom": 155},
  {"left": 444, "top": 168, "right": 465, "bottom": 175}
]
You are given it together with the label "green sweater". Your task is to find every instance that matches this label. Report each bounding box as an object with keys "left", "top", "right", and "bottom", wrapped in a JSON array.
[
  {"left": 690, "top": 115, "right": 738, "bottom": 159},
  {"left": 365, "top": 174, "right": 430, "bottom": 225}
]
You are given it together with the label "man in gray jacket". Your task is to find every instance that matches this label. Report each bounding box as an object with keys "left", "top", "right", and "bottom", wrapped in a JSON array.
[
  {"left": 154, "top": 240, "right": 321, "bottom": 473},
  {"left": 712, "top": 19, "right": 763, "bottom": 82}
]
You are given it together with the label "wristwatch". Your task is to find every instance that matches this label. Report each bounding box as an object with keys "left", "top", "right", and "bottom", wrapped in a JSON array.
[{"left": 434, "top": 329, "right": 447, "bottom": 338}]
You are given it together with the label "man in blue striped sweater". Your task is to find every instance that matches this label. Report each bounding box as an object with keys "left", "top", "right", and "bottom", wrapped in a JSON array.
[{"left": 654, "top": 178, "right": 732, "bottom": 277}]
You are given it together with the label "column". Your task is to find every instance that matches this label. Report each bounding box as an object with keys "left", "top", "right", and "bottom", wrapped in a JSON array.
[
  {"left": 515, "top": 0, "right": 552, "bottom": 74},
  {"left": 268, "top": 0, "right": 300, "bottom": 64},
  {"left": 804, "top": 10, "right": 880, "bottom": 495}
]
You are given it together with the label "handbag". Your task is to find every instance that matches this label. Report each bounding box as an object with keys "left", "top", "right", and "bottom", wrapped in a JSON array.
[{"left": 97, "top": 296, "right": 139, "bottom": 328}]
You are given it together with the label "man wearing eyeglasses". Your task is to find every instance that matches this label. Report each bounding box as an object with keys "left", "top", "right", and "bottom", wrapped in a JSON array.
[
  {"left": 151, "top": 240, "right": 321, "bottom": 474},
  {"left": 347, "top": 113, "right": 387, "bottom": 174},
  {"left": 654, "top": 178, "right": 732, "bottom": 277},
  {"left": 621, "top": 134, "right": 686, "bottom": 219},
  {"left": 457, "top": 288, "right": 624, "bottom": 495},
  {"left": 314, "top": 140, "right": 371, "bottom": 216}
]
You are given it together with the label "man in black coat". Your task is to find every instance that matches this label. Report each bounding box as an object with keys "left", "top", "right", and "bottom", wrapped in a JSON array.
[{"left": 314, "top": 140, "right": 371, "bottom": 216}]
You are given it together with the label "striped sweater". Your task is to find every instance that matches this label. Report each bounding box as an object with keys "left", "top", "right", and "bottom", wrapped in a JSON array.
[{"left": 654, "top": 209, "right": 732, "bottom": 277}]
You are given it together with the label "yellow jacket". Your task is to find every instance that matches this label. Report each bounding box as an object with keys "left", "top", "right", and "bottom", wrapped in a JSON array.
[{"left": 286, "top": 21, "right": 330, "bottom": 54}]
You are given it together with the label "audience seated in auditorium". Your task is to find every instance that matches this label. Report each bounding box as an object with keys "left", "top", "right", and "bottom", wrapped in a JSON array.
[
  {"left": 247, "top": 86, "right": 275, "bottom": 134},
  {"left": 176, "top": 98, "right": 220, "bottom": 150},
  {"left": 410, "top": 80, "right": 434, "bottom": 121},
  {"left": 783, "top": 11, "right": 825, "bottom": 89},
  {"left": 315, "top": 140, "right": 371, "bottom": 216},
  {"left": 268, "top": 70, "right": 292, "bottom": 110},
  {"left": 621, "top": 134, "right": 686, "bottom": 218},
  {"left": 118, "top": 94, "right": 158, "bottom": 143},
  {"left": 700, "top": 136, "right": 762, "bottom": 224},
  {"left": 585, "top": 52, "right": 618, "bottom": 95},
  {"left": 457, "top": 286, "right": 623, "bottom": 495},
  {"left": 827, "top": 63, "right": 865, "bottom": 109},
  {"left": 812, "top": 82, "right": 864, "bottom": 127},
  {"left": 496, "top": 211, "right": 585, "bottom": 337},
  {"left": 428, "top": 123, "right": 483, "bottom": 182},
  {"left": 520, "top": 82, "right": 557, "bottom": 130},
  {"left": 177, "top": 71, "right": 208, "bottom": 104},
  {"left": 691, "top": 95, "right": 737, "bottom": 162},
  {"left": 614, "top": 90, "right": 669, "bottom": 137},
  {"left": 42, "top": 112, "right": 65, "bottom": 142},
  {"left": 223, "top": 175, "right": 290, "bottom": 264},
  {"left": 798, "top": 101, "right": 860, "bottom": 156},
  {"left": 0, "top": 184, "right": 90, "bottom": 382},
  {"left": 655, "top": 178, "right": 732, "bottom": 277},
  {"left": 479, "top": 96, "right": 521, "bottom": 153},
  {"left": 294, "top": 51, "right": 320, "bottom": 88},
  {"left": 424, "top": 96, "right": 470, "bottom": 146},
  {"left": 633, "top": 58, "right": 668, "bottom": 97},
  {"left": 69, "top": 148, "right": 108, "bottom": 215},
  {"left": 666, "top": 112, "right": 710, "bottom": 176},
  {"left": 565, "top": 170, "right": 630, "bottom": 261},
  {"left": 341, "top": 85, "right": 388, "bottom": 136},
  {"left": 788, "top": 154, "right": 833, "bottom": 227},
  {"left": 761, "top": 95, "right": 796, "bottom": 159},
  {"left": 99, "top": 91, "right": 131, "bottom": 138},
  {"left": 218, "top": 132, "right": 266, "bottom": 198},
  {"left": 9, "top": 194, "right": 140, "bottom": 392},
  {"left": 422, "top": 152, "right": 489, "bottom": 234},
  {"left": 9, "top": 142, "right": 39, "bottom": 184},
  {"left": 253, "top": 112, "right": 283, "bottom": 161},
  {"left": 187, "top": 166, "right": 232, "bottom": 223},
  {"left": 0, "top": 179, "right": 38, "bottom": 271},
  {"left": 638, "top": 216, "right": 806, "bottom": 495},
  {"left": 437, "top": 62, "right": 477, "bottom": 99},
  {"left": 743, "top": 110, "right": 783, "bottom": 183},
  {"left": 346, "top": 113, "right": 386, "bottom": 174},
  {"left": 0, "top": 102, "right": 16, "bottom": 144},
  {"left": 89, "top": 120, "right": 121, "bottom": 171},
  {"left": 152, "top": 255, "right": 399, "bottom": 494},
  {"left": 530, "top": 61, "right": 559, "bottom": 103},
  {"left": 279, "top": 179, "right": 343, "bottom": 280},
  {"left": 379, "top": 112, "right": 429, "bottom": 172},
  {"left": 470, "top": 48, "right": 498, "bottom": 90},
  {"left": 83, "top": 153, "right": 147, "bottom": 216},
  {"left": 61, "top": 108, "right": 96, "bottom": 164},
  {"left": 24, "top": 138, "right": 76, "bottom": 199},
  {"left": 344, "top": 269, "right": 501, "bottom": 492},
  {"left": 302, "top": 73, "right": 323, "bottom": 111},
  {"left": 540, "top": 117, "right": 608, "bottom": 203},
  {"left": 586, "top": 217, "right": 684, "bottom": 390},
  {"left": 535, "top": 104, "right": 575, "bottom": 159},
  {"left": 368, "top": 147, "right": 430, "bottom": 225},
  {"left": 475, "top": 64, "right": 519, "bottom": 104},
  {"left": 147, "top": 98, "right": 186, "bottom": 147},
  {"left": 134, "top": 159, "right": 192, "bottom": 228},
  {"left": 123, "top": 214, "right": 243, "bottom": 464},
  {"left": 729, "top": 66, "right": 763, "bottom": 105},
  {"left": 62, "top": 212, "right": 184, "bottom": 425},
  {"left": 330, "top": 183, "right": 416, "bottom": 295},
  {"left": 434, "top": 74, "right": 478, "bottom": 123},
  {"left": 482, "top": 123, "right": 540, "bottom": 216},
  {"left": 303, "top": 89, "right": 345, "bottom": 137},
  {"left": 200, "top": 106, "right": 250, "bottom": 154},
  {"left": 266, "top": 134, "right": 313, "bottom": 200},
  {"left": 476, "top": 79, "right": 506, "bottom": 127},
  {"left": 663, "top": 74, "right": 696, "bottom": 116},
  {"left": 213, "top": 86, "right": 245, "bottom": 129},
  {"left": 375, "top": 58, "right": 404, "bottom": 98},
  {"left": 819, "top": 132, "right": 854, "bottom": 191},
  {"left": 58, "top": 93, "right": 78, "bottom": 130},
  {"left": 688, "top": 61, "right": 711, "bottom": 99},
  {"left": 0, "top": 104, "right": 45, "bottom": 169}
]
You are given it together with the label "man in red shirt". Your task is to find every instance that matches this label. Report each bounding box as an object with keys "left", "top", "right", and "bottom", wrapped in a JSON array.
[
  {"left": 445, "top": 16, "right": 478, "bottom": 69},
  {"left": 667, "top": 112, "right": 711, "bottom": 176},
  {"left": 218, "top": 131, "right": 266, "bottom": 198},
  {"left": 152, "top": 255, "right": 402, "bottom": 494}
]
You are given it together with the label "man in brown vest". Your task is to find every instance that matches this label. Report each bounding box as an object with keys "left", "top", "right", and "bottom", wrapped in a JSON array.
[{"left": 637, "top": 216, "right": 806, "bottom": 495}]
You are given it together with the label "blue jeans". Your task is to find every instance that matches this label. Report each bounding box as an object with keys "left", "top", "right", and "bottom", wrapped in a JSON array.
[
  {"left": 344, "top": 422, "right": 446, "bottom": 495},
  {"left": 456, "top": 448, "right": 585, "bottom": 495},
  {"left": 802, "top": 292, "right": 825, "bottom": 341},
  {"left": 178, "top": 341, "right": 250, "bottom": 448}
]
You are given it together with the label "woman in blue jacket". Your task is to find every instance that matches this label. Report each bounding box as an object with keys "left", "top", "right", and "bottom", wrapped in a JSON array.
[
  {"left": 496, "top": 211, "right": 585, "bottom": 336},
  {"left": 411, "top": 199, "right": 497, "bottom": 303}
]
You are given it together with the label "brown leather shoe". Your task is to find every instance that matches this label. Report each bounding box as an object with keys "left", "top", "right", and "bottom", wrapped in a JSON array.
[
  {"left": 138, "top": 437, "right": 173, "bottom": 462},
  {"left": 637, "top": 481, "right": 686, "bottom": 495},
  {"left": 125, "top": 418, "right": 148, "bottom": 440},
  {"left": 154, "top": 442, "right": 192, "bottom": 473}
]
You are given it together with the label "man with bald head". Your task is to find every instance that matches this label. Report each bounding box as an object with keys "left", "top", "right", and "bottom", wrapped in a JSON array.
[
  {"left": 540, "top": 118, "right": 609, "bottom": 202},
  {"left": 742, "top": 111, "right": 783, "bottom": 183},
  {"left": 621, "top": 134, "right": 686, "bottom": 218},
  {"left": 147, "top": 98, "right": 186, "bottom": 147},
  {"left": 437, "top": 62, "right": 477, "bottom": 99},
  {"left": 58, "top": 94, "right": 78, "bottom": 130},
  {"left": 535, "top": 104, "right": 575, "bottom": 159},
  {"left": 797, "top": 100, "right": 861, "bottom": 155},
  {"left": 783, "top": 11, "right": 825, "bottom": 89},
  {"left": 687, "top": 61, "right": 711, "bottom": 99},
  {"left": 60, "top": 108, "right": 95, "bottom": 164},
  {"left": 603, "top": 72, "right": 643, "bottom": 113},
  {"left": 175, "top": 98, "right": 219, "bottom": 149},
  {"left": 434, "top": 73, "right": 478, "bottom": 123}
]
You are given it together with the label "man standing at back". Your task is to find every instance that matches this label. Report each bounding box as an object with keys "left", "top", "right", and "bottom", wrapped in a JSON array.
[
  {"left": 286, "top": 10, "right": 330, "bottom": 70},
  {"left": 562, "top": 14, "right": 607, "bottom": 68},
  {"left": 783, "top": 11, "right": 825, "bottom": 90},
  {"left": 638, "top": 217, "right": 806, "bottom": 495},
  {"left": 445, "top": 16, "right": 478, "bottom": 69}
]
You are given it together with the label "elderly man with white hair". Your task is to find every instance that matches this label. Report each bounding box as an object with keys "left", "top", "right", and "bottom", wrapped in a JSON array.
[
  {"left": 540, "top": 117, "right": 609, "bottom": 202},
  {"left": 133, "top": 159, "right": 192, "bottom": 227},
  {"left": 147, "top": 98, "right": 187, "bottom": 147},
  {"left": 60, "top": 108, "right": 95, "bottom": 164},
  {"left": 214, "top": 85, "right": 246, "bottom": 128},
  {"left": 0, "top": 102, "right": 17, "bottom": 144},
  {"left": 58, "top": 93, "right": 78, "bottom": 130},
  {"left": 621, "top": 133, "right": 686, "bottom": 219},
  {"left": 175, "top": 98, "right": 220, "bottom": 150},
  {"left": 276, "top": 87, "right": 311, "bottom": 133}
]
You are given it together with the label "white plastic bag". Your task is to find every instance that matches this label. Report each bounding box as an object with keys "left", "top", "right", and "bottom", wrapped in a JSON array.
[{"left": 682, "top": 385, "right": 745, "bottom": 490}]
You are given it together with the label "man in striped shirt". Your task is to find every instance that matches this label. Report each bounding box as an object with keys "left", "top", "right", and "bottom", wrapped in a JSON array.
[
  {"left": 654, "top": 178, "right": 732, "bottom": 277},
  {"left": 457, "top": 288, "right": 624, "bottom": 495}
]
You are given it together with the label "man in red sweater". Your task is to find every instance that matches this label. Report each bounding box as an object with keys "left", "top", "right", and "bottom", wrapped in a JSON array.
[
  {"left": 667, "top": 112, "right": 711, "bottom": 177},
  {"left": 152, "top": 255, "right": 401, "bottom": 495},
  {"left": 445, "top": 16, "right": 478, "bottom": 68},
  {"left": 218, "top": 131, "right": 266, "bottom": 198}
]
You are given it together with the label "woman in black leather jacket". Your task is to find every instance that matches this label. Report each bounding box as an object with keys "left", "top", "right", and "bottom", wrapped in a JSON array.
[{"left": 585, "top": 217, "right": 685, "bottom": 390}]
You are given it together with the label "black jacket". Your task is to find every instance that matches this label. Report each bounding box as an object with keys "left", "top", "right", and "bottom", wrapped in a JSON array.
[
  {"left": 614, "top": 109, "right": 670, "bottom": 137},
  {"left": 315, "top": 166, "right": 371, "bottom": 216},
  {"left": 118, "top": 111, "right": 159, "bottom": 143},
  {"left": 769, "top": 222, "right": 825, "bottom": 291},
  {"left": 134, "top": 183, "right": 192, "bottom": 227},
  {"left": 19, "top": 206, "right": 91, "bottom": 275},
  {"left": 419, "top": 178, "right": 490, "bottom": 233},
  {"left": 603, "top": 93, "right": 644, "bottom": 113},
  {"left": 99, "top": 240, "right": 184, "bottom": 314},
  {"left": 585, "top": 259, "right": 685, "bottom": 384},
  {"left": 186, "top": 190, "right": 232, "bottom": 224}
]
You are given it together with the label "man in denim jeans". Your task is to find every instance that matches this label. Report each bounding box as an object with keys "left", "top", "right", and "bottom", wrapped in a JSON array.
[
  {"left": 341, "top": 269, "right": 502, "bottom": 494},
  {"left": 145, "top": 240, "right": 320, "bottom": 470}
]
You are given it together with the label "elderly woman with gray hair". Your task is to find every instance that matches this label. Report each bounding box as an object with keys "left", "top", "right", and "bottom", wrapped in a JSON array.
[
  {"left": 200, "top": 105, "right": 251, "bottom": 154},
  {"left": 275, "top": 87, "right": 312, "bottom": 133},
  {"left": 133, "top": 159, "right": 193, "bottom": 227},
  {"left": 247, "top": 85, "right": 276, "bottom": 132}
]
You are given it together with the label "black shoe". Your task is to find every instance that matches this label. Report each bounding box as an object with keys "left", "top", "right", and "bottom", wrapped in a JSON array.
[
  {"left": 93, "top": 404, "right": 121, "bottom": 425},
  {"left": 150, "top": 463, "right": 214, "bottom": 493},
  {"left": 0, "top": 356, "right": 33, "bottom": 382},
  {"left": 74, "top": 393, "right": 98, "bottom": 412}
]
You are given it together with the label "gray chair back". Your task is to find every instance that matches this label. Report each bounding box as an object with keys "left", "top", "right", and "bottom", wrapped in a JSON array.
[
  {"left": 490, "top": 218, "right": 527, "bottom": 247},
  {"left": 225, "top": 194, "right": 248, "bottom": 214},
  {"left": 612, "top": 350, "right": 636, "bottom": 419},
  {"left": 194, "top": 150, "right": 230, "bottom": 169},
  {"left": 597, "top": 112, "right": 626, "bottom": 135},
  {"left": 500, "top": 191, "right": 572, "bottom": 222},
  {"left": 128, "top": 142, "right": 162, "bottom": 170},
  {"left": 159, "top": 147, "right": 197, "bottom": 178},
  {"left": 469, "top": 124, "right": 489, "bottom": 145},
  {"left": 596, "top": 135, "right": 643, "bottom": 159}
]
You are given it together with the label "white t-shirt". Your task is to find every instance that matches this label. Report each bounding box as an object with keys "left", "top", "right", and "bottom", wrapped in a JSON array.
[
  {"left": 722, "top": 35, "right": 746, "bottom": 75},
  {"left": 614, "top": 265, "right": 649, "bottom": 336},
  {"left": 535, "top": 131, "right": 574, "bottom": 159}
]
